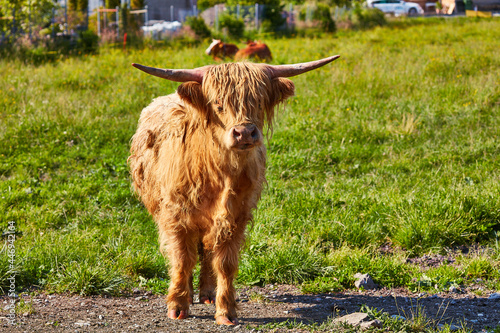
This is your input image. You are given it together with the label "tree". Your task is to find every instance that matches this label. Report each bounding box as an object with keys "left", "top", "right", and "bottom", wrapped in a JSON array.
[
  {"left": 299, "top": 3, "right": 336, "bottom": 32},
  {"left": 198, "top": 0, "right": 224, "bottom": 12},
  {"left": 222, "top": 0, "right": 285, "bottom": 31},
  {"left": 131, "top": 0, "right": 145, "bottom": 9},
  {"left": 68, "top": 0, "right": 88, "bottom": 12},
  {"left": 0, "top": 0, "right": 58, "bottom": 37},
  {"left": 105, "top": 0, "right": 120, "bottom": 9}
]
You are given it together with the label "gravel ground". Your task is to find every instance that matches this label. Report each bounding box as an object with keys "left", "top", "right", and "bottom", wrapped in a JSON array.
[{"left": 2, "top": 285, "right": 499, "bottom": 332}]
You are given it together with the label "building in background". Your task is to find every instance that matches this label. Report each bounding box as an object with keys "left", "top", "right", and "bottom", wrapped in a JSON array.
[{"left": 146, "top": 0, "right": 197, "bottom": 21}]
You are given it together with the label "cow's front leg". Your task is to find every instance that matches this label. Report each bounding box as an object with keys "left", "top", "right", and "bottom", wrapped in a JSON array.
[
  {"left": 199, "top": 243, "right": 216, "bottom": 304},
  {"left": 210, "top": 182, "right": 250, "bottom": 325},
  {"left": 212, "top": 239, "right": 241, "bottom": 325},
  {"left": 164, "top": 229, "right": 197, "bottom": 320}
]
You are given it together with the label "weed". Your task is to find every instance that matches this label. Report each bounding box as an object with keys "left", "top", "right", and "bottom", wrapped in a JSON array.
[
  {"left": 137, "top": 276, "right": 169, "bottom": 295},
  {"left": 388, "top": 113, "right": 421, "bottom": 136},
  {"left": 361, "top": 303, "right": 472, "bottom": 333},
  {"left": 15, "top": 297, "right": 35, "bottom": 315},
  {"left": 248, "top": 291, "right": 268, "bottom": 303},
  {"left": 256, "top": 318, "right": 313, "bottom": 330}
]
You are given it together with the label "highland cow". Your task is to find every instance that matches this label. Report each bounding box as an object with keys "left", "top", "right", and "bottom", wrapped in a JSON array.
[
  {"left": 128, "top": 55, "right": 339, "bottom": 325},
  {"left": 234, "top": 41, "right": 273, "bottom": 62},
  {"left": 205, "top": 39, "right": 239, "bottom": 61}
]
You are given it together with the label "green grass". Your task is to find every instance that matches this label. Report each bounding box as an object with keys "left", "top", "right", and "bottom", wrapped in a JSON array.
[{"left": 1, "top": 17, "right": 500, "bottom": 305}]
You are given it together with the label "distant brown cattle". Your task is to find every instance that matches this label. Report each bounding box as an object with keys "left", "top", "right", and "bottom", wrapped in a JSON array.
[
  {"left": 128, "top": 55, "right": 340, "bottom": 325},
  {"left": 235, "top": 41, "right": 273, "bottom": 62},
  {"left": 205, "top": 39, "right": 239, "bottom": 61}
]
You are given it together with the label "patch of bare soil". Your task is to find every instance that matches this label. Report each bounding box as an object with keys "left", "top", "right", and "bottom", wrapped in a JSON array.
[{"left": 2, "top": 285, "right": 499, "bottom": 332}]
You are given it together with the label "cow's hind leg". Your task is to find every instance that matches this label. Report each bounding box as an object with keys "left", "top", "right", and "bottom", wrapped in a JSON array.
[
  {"left": 198, "top": 242, "right": 216, "bottom": 304},
  {"left": 164, "top": 229, "right": 197, "bottom": 320},
  {"left": 188, "top": 273, "right": 194, "bottom": 304}
]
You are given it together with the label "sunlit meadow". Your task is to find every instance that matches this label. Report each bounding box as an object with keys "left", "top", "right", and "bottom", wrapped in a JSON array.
[{"left": 1, "top": 17, "right": 499, "bottom": 301}]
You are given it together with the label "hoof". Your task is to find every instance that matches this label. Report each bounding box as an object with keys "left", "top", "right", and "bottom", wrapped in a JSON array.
[
  {"left": 168, "top": 309, "right": 188, "bottom": 320},
  {"left": 200, "top": 296, "right": 215, "bottom": 305},
  {"left": 216, "top": 316, "right": 238, "bottom": 326}
]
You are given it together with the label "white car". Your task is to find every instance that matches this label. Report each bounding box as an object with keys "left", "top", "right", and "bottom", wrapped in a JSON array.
[{"left": 366, "top": 0, "right": 424, "bottom": 16}]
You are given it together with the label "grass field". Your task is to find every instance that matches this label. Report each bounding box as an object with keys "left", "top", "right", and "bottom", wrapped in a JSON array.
[{"left": 1, "top": 16, "right": 500, "bottom": 306}]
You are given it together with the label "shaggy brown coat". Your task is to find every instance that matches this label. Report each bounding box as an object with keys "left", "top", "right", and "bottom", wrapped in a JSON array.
[{"left": 129, "top": 62, "right": 294, "bottom": 325}]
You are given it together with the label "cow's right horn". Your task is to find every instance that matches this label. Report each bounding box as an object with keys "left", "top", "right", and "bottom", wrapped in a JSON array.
[
  {"left": 267, "top": 55, "right": 340, "bottom": 78},
  {"left": 132, "top": 63, "right": 211, "bottom": 83}
]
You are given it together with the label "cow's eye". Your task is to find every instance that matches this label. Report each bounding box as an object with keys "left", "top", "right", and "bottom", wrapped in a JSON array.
[{"left": 216, "top": 105, "right": 223, "bottom": 113}]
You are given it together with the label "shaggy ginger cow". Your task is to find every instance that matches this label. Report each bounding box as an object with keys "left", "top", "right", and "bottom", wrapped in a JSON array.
[
  {"left": 128, "top": 56, "right": 340, "bottom": 325},
  {"left": 235, "top": 41, "right": 273, "bottom": 62},
  {"left": 205, "top": 39, "right": 239, "bottom": 61}
]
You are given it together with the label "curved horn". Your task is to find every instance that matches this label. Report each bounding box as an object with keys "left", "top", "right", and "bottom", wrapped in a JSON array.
[
  {"left": 266, "top": 55, "right": 340, "bottom": 78},
  {"left": 131, "top": 63, "right": 210, "bottom": 83}
]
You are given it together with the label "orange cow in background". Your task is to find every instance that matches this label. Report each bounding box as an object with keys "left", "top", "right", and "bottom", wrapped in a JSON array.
[
  {"left": 205, "top": 39, "right": 239, "bottom": 61},
  {"left": 235, "top": 41, "right": 273, "bottom": 62}
]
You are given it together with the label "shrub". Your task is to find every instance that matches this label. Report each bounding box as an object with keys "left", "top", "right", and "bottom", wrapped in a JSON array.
[
  {"left": 77, "top": 30, "right": 99, "bottom": 54},
  {"left": 39, "top": 24, "right": 63, "bottom": 38},
  {"left": 299, "top": 3, "right": 336, "bottom": 33},
  {"left": 259, "top": 20, "right": 274, "bottom": 33},
  {"left": 315, "top": 3, "right": 337, "bottom": 32},
  {"left": 353, "top": 5, "right": 387, "bottom": 30},
  {"left": 185, "top": 16, "right": 211, "bottom": 39},
  {"left": 262, "top": 3, "right": 287, "bottom": 32},
  {"left": 219, "top": 14, "right": 245, "bottom": 39}
]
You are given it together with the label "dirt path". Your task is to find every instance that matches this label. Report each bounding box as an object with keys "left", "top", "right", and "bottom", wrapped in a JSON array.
[{"left": 2, "top": 285, "right": 499, "bottom": 332}]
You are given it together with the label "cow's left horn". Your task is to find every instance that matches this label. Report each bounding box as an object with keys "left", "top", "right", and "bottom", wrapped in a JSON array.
[
  {"left": 132, "top": 63, "right": 210, "bottom": 83},
  {"left": 266, "top": 55, "right": 340, "bottom": 78}
]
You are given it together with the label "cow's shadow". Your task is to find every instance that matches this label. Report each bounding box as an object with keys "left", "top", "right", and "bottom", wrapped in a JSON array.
[{"left": 236, "top": 291, "right": 495, "bottom": 331}]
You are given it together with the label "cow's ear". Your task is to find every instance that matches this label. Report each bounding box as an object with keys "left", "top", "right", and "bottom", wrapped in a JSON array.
[
  {"left": 177, "top": 82, "right": 207, "bottom": 112},
  {"left": 271, "top": 78, "right": 295, "bottom": 106}
]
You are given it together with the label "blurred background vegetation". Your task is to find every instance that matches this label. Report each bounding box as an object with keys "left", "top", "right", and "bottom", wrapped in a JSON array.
[{"left": 0, "top": 0, "right": 392, "bottom": 64}]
